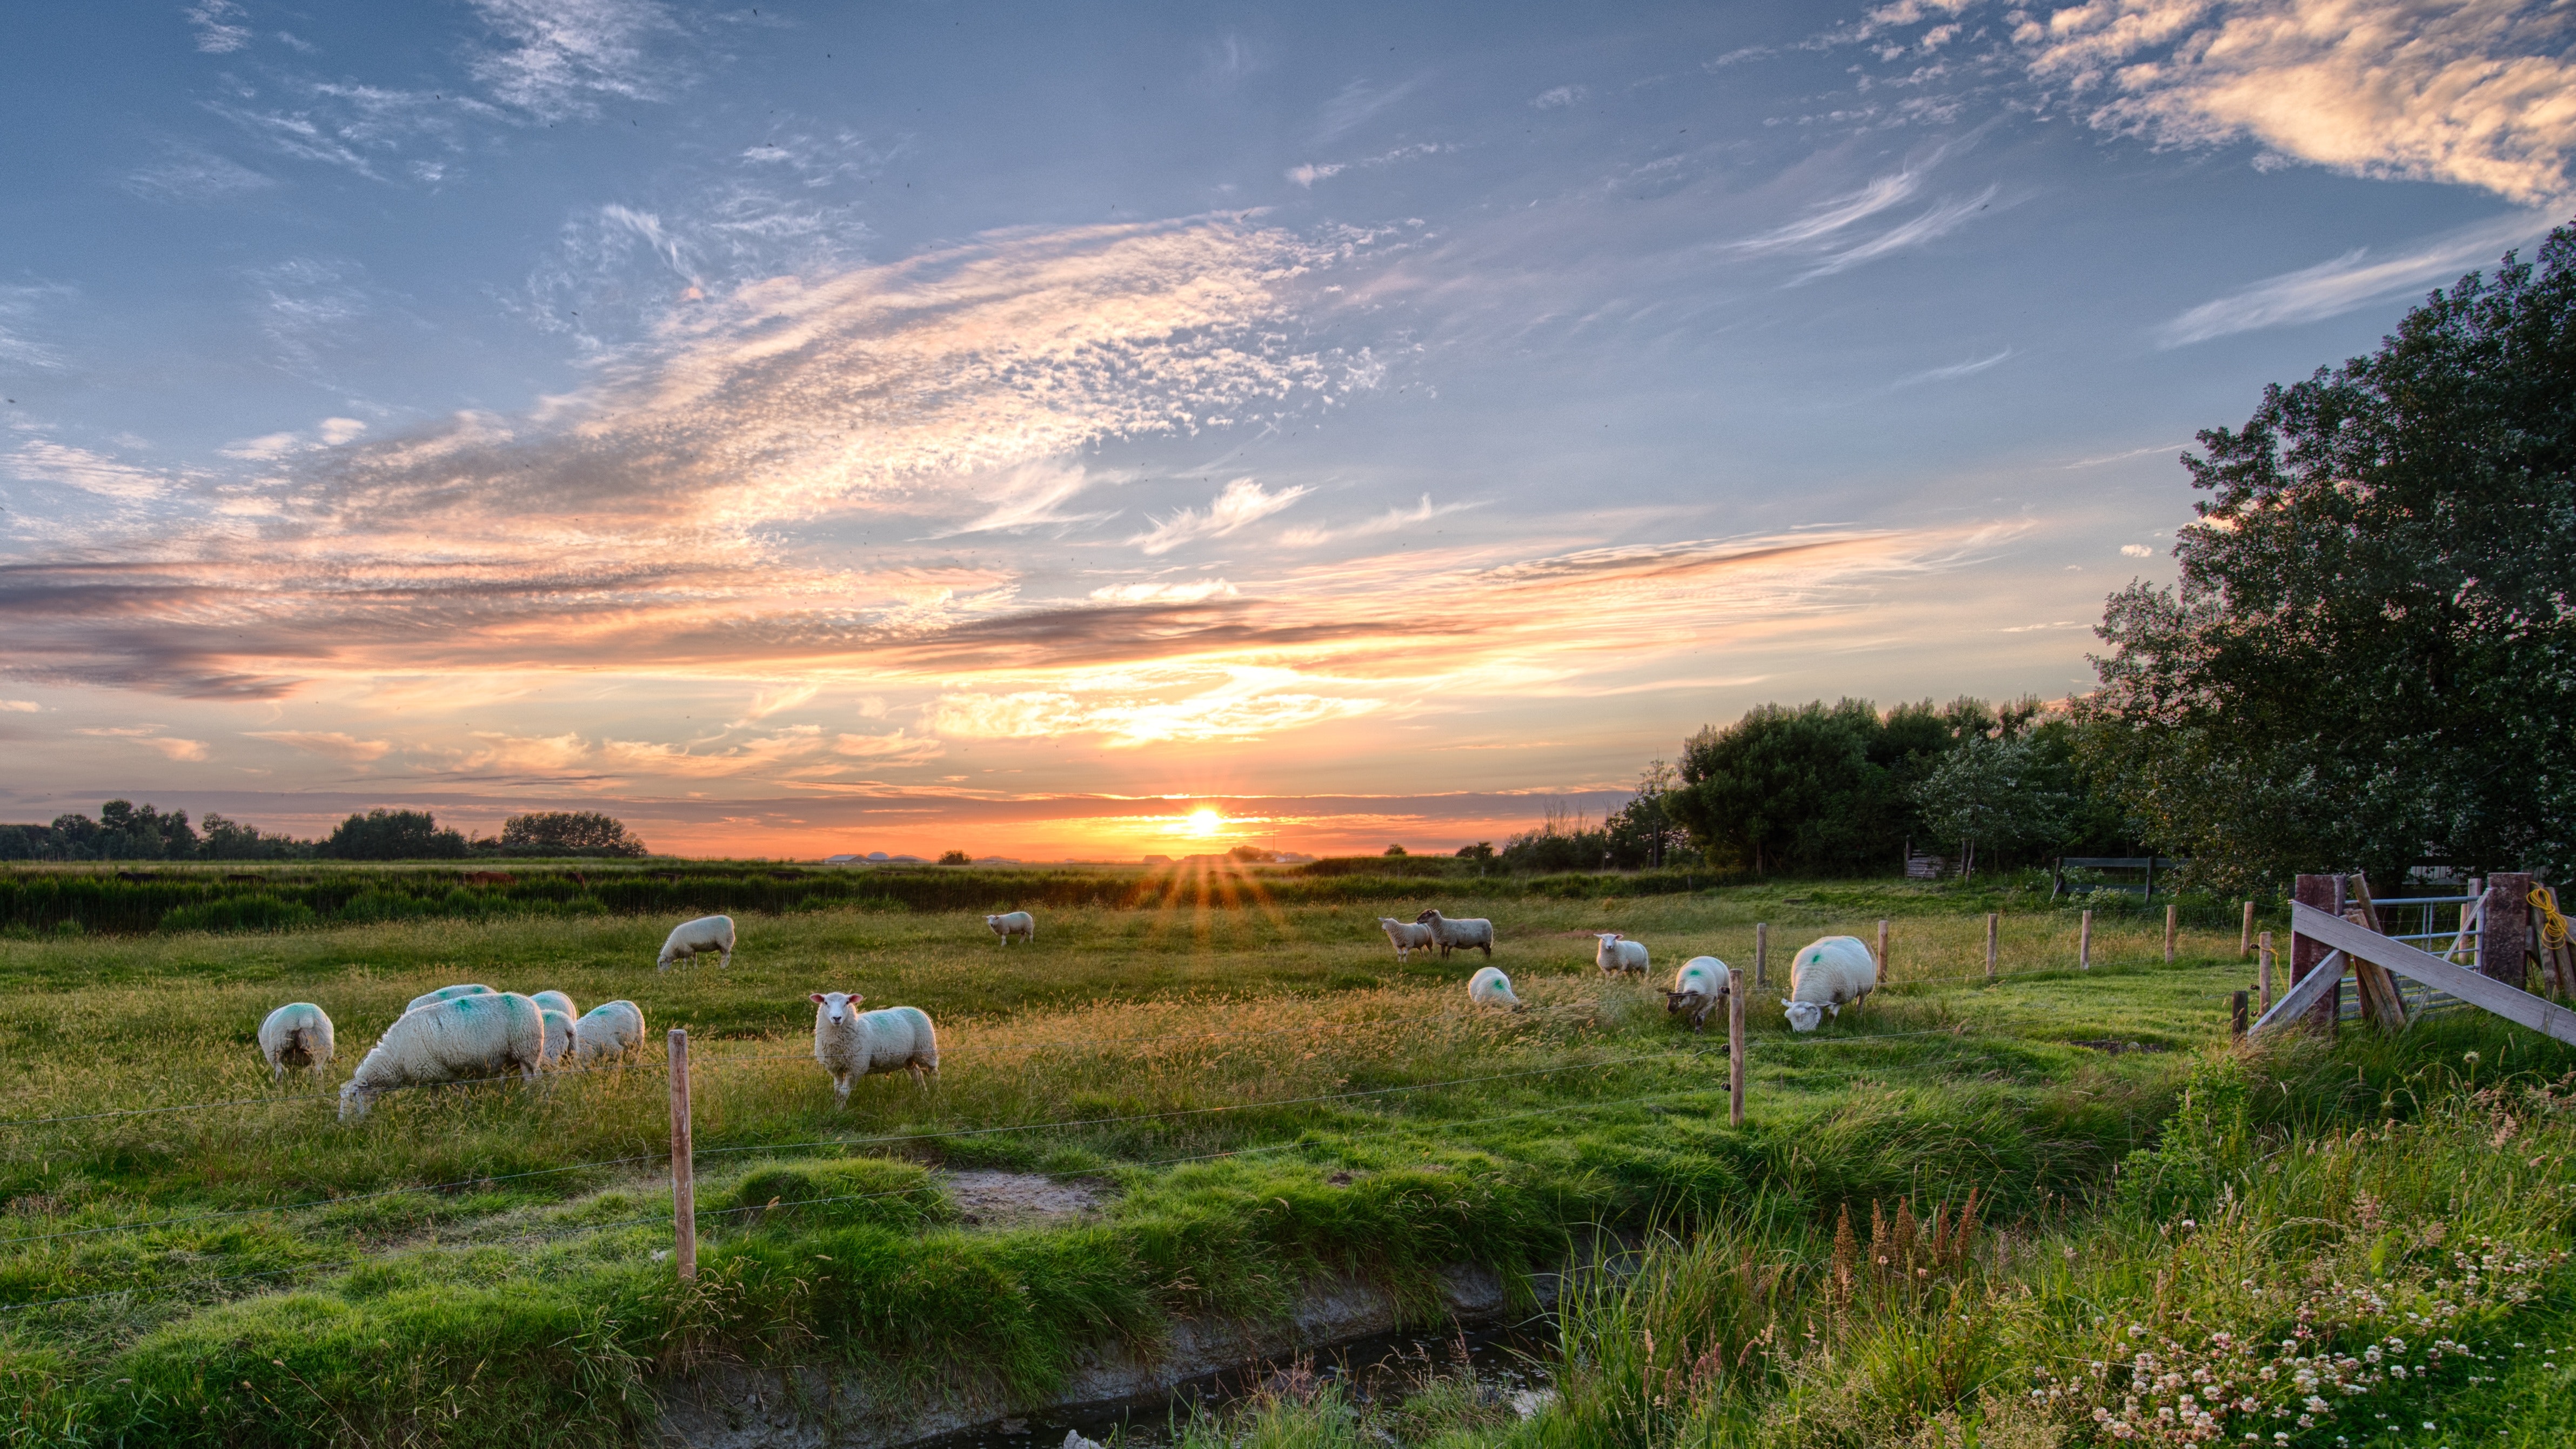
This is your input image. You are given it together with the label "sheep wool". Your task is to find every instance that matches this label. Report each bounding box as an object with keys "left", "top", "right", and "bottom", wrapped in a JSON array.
[
  {"left": 659, "top": 914, "right": 735, "bottom": 971},
  {"left": 406, "top": 983, "right": 493, "bottom": 1015},
  {"left": 340, "top": 991, "right": 547, "bottom": 1121},
  {"left": 258, "top": 1003, "right": 335, "bottom": 1081},
  {"left": 530, "top": 989, "right": 578, "bottom": 1023},
  {"left": 1781, "top": 935, "right": 1878, "bottom": 1033},
  {"left": 985, "top": 910, "right": 1036, "bottom": 944},
  {"left": 1468, "top": 966, "right": 1524, "bottom": 1010},
  {"left": 1595, "top": 932, "right": 1650, "bottom": 977},
  {"left": 1664, "top": 956, "right": 1732, "bottom": 1032},
  {"left": 571, "top": 1000, "right": 646, "bottom": 1068},
  {"left": 810, "top": 992, "right": 939, "bottom": 1106},
  {"left": 539, "top": 1008, "right": 576, "bottom": 1068},
  {"left": 1377, "top": 917, "right": 1437, "bottom": 963},
  {"left": 1413, "top": 909, "right": 1495, "bottom": 959}
]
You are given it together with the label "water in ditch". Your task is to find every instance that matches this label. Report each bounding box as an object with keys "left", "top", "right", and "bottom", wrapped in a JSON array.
[{"left": 908, "top": 1315, "right": 1558, "bottom": 1448}]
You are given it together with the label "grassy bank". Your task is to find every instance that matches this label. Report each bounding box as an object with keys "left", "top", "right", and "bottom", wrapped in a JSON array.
[{"left": 0, "top": 894, "right": 2431, "bottom": 1445}]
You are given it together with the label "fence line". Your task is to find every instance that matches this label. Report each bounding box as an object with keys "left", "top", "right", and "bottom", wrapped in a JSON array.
[{"left": 0, "top": 1053, "right": 671, "bottom": 1132}]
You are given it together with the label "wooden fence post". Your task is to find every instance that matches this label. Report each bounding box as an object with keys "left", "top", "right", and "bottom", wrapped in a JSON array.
[
  {"left": 2241, "top": 900, "right": 2256, "bottom": 958},
  {"left": 2165, "top": 904, "right": 2178, "bottom": 965},
  {"left": 668, "top": 1028, "right": 697, "bottom": 1281},
  {"left": 2291, "top": 874, "right": 2344, "bottom": 1032},
  {"left": 2481, "top": 872, "right": 2534, "bottom": 988},
  {"left": 1754, "top": 922, "right": 1768, "bottom": 990},
  {"left": 1877, "top": 919, "right": 1890, "bottom": 979},
  {"left": 2231, "top": 990, "right": 2249, "bottom": 1040},
  {"left": 2258, "top": 931, "right": 2274, "bottom": 1011},
  {"left": 1728, "top": 986, "right": 1745, "bottom": 1127},
  {"left": 1985, "top": 912, "right": 1998, "bottom": 980},
  {"left": 2079, "top": 909, "right": 2091, "bottom": 970}
]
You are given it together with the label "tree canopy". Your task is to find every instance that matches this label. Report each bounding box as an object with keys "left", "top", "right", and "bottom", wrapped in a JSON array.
[
  {"left": 2082, "top": 222, "right": 2576, "bottom": 893},
  {"left": 498, "top": 811, "right": 648, "bottom": 857}
]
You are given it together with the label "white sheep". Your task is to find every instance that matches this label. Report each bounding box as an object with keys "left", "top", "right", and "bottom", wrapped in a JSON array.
[
  {"left": 406, "top": 984, "right": 493, "bottom": 1014},
  {"left": 1468, "top": 965, "right": 1525, "bottom": 1011},
  {"left": 571, "top": 999, "right": 646, "bottom": 1068},
  {"left": 1595, "top": 932, "right": 1650, "bottom": 978},
  {"left": 1377, "top": 916, "right": 1437, "bottom": 963},
  {"left": 1664, "top": 956, "right": 1732, "bottom": 1032},
  {"left": 339, "top": 991, "right": 547, "bottom": 1121},
  {"left": 810, "top": 992, "right": 939, "bottom": 1106},
  {"left": 1781, "top": 935, "right": 1878, "bottom": 1032},
  {"left": 658, "top": 914, "right": 736, "bottom": 971},
  {"left": 258, "top": 1003, "right": 335, "bottom": 1082},
  {"left": 1414, "top": 909, "right": 1495, "bottom": 959},
  {"left": 539, "top": 1008, "right": 576, "bottom": 1068},
  {"left": 985, "top": 910, "right": 1036, "bottom": 945},
  {"left": 531, "top": 989, "right": 578, "bottom": 1022}
]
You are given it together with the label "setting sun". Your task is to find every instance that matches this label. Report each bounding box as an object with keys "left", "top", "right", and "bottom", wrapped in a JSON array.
[{"left": 1186, "top": 807, "right": 1223, "bottom": 837}]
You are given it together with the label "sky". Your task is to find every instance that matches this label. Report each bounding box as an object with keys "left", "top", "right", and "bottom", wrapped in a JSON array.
[{"left": 2, "top": 1, "right": 2571, "bottom": 859}]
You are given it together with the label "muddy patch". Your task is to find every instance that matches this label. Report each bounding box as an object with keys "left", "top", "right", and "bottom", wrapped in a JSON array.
[
  {"left": 2070, "top": 1038, "right": 2172, "bottom": 1054},
  {"left": 941, "top": 1170, "right": 1111, "bottom": 1227}
]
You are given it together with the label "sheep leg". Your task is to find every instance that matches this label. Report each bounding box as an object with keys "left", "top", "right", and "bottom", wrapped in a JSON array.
[
  {"left": 907, "top": 1060, "right": 928, "bottom": 1087},
  {"left": 1478, "top": 941, "right": 1491, "bottom": 958},
  {"left": 832, "top": 1072, "right": 852, "bottom": 1108}
]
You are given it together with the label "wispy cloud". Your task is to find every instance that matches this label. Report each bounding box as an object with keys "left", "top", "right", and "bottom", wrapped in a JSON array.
[
  {"left": 1725, "top": 170, "right": 1927, "bottom": 255},
  {"left": 244, "top": 729, "right": 393, "bottom": 762},
  {"left": 1892, "top": 346, "right": 2012, "bottom": 386},
  {"left": 77, "top": 726, "right": 211, "bottom": 761},
  {"left": 1313, "top": 76, "right": 1424, "bottom": 143},
  {"left": 1793, "top": 184, "right": 1998, "bottom": 282},
  {"left": 2020, "top": 0, "right": 2576, "bottom": 204},
  {"left": 123, "top": 144, "right": 278, "bottom": 204},
  {"left": 1285, "top": 141, "right": 1456, "bottom": 188},
  {"left": 939, "top": 460, "right": 1119, "bottom": 536},
  {"left": 1277, "top": 493, "right": 1482, "bottom": 547},
  {"left": 2155, "top": 210, "right": 2558, "bottom": 345},
  {"left": 1533, "top": 85, "right": 1587, "bottom": 109},
  {"left": 1129, "top": 478, "right": 1313, "bottom": 555},
  {"left": 185, "top": 0, "right": 251, "bottom": 54},
  {"left": 5, "top": 440, "right": 177, "bottom": 499},
  {"left": 1087, "top": 579, "right": 1241, "bottom": 604},
  {"left": 466, "top": 0, "right": 685, "bottom": 121}
]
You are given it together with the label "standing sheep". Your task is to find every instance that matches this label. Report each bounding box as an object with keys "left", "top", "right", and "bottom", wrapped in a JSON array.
[
  {"left": 658, "top": 915, "right": 736, "bottom": 971},
  {"left": 1468, "top": 966, "right": 1524, "bottom": 1011},
  {"left": 339, "top": 991, "right": 547, "bottom": 1121},
  {"left": 258, "top": 1003, "right": 335, "bottom": 1082},
  {"left": 1781, "top": 935, "right": 1878, "bottom": 1032},
  {"left": 571, "top": 1000, "right": 646, "bottom": 1067},
  {"left": 985, "top": 911, "right": 1036, "bottom": 945},
  {"left": 531, "top": 990, "right": 578, "bottom": 1022},
  {"left": 1664, "top": 956, "right": 1732, "bottom": 1032},
  {"left": 1595, "top": 932, "right": 1650, "bottom": 979},
  {"left": 538, "top": 1008, "right": 576, "bottom": 1068},
  {"left": 406, "top": 984, "right": 493, "bottom": 1014},
  {"left": 1376, "top": 916, "right": 1437, "bottom": 963},
  {"left": 810, "top": 992, "right": 939, "bottom": 1106},
  {"left": 1414, "top": 909, "right": 1495, "bottom": 959}
]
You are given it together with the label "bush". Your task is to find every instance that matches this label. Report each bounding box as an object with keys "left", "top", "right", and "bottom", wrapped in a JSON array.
[{"left": 156, "top": 895, "right": 319, "bottom": 933}]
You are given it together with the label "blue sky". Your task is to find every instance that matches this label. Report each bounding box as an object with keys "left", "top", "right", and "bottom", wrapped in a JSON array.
[{"left": 2, "top": 1, "right": 2568, "bottom": 856}]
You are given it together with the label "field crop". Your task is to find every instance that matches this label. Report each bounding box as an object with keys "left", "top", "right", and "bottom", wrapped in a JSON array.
[{"left": 0, "top": 879, "right": 2558, "bottom": 1447}]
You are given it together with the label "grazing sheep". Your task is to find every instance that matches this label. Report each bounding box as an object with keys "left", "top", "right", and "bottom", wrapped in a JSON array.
[
  {"left": 530, "top": 989, "right": 578, "bottom": 1022},
  {"left": 658, "top": 914, "right": 736, "bottom": 971},
  {"left": 1377, "top": 916, "right": 1437, "bottom": 963},
  {"left": 258, "top": 1003, "right": 335, "bottom": 1081},
  {"left": 1664, "top": 956, "right": 1732, "bottom": 1032},
  {"left": 985, "top": 910, "right": 1036, "bottom": 945},
  {"left": 1781, "top": 935, "right": 1878, "bottom": 1033},
  {"left": 1468, "top": 965, "right": 1525, "bottom": 1011},
  {"left": 810, "top": 992, "right": 939, "bottom": 1107},
  {"left": 1413, "top": 909, "right": 1495, "bottom": 959},
  {"left": 339, "top": 991, "right": 547, "bottom": 1121},
  {"left": 1595, "top": 932, "right": 1650, "bottom": 978},
  {"left": 538, "top": 1008, "right": 576, "bottom": 1068},
  {"left": 406, "top": 983, "right": 493, "bottom": 1015},
  {"left": 571, "top": 999, "right": 646, "bottom": 1068}
]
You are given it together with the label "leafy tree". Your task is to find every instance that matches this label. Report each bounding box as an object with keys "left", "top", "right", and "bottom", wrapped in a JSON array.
[
  {"left": 1665, "top": 700, "right": 1899, "bottom": 874},
  {"left": 324, "top": 809, "right": 468, "bottom": 860},
  {"left": 936, "top": 849, "right": 972, "bottom": 865},
  {"left": 497, "top": 810, "right": 647, "bottom": 856},
  {"left": 200, "top": 813, "right": 311, "bottom": 860},
  {"left": 1382, "top": 844, "right": 1408, "bottom": 857},
  {"left": 1910, "top": 736, "right": 2068, "bottom": 876},
  {"left": 1454, "top": 840, "right": 1495, "bottom": 863},
  {"left": 2082, "top": 223, "right": 2576, "bottom": 893}
]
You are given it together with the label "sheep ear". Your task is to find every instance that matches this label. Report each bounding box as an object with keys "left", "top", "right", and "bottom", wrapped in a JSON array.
[
  {"left": 849, "top": 994, "right": 865, "bottom": 1005},
  {"left": 1780, "top": 998, "right": 1794, "bottom": 1009},
  {"left": 809, "top": 993, "right": 827, "bottom": 1004}
]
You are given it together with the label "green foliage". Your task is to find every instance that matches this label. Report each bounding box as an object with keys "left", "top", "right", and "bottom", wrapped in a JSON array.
[
  {"left": 2110, "top": 1050, "right": 2253, "bottom": 1220},
  {"left": 493, "top": 812, "right": 646, "bottom": 857},
  {"left": 323, "top": 810, "right": 467, "bottom": 862},
  {"left": 730, "top": 1157, "right": 954, "bottom": 1232},
  {"left": 2083, "top": 221, "right": 2576, "bottom": 894}
]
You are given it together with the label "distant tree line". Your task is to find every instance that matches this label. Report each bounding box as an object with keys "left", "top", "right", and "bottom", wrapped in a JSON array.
[{"left": 0, "top": 804, "right": 647, "bottom": 862}]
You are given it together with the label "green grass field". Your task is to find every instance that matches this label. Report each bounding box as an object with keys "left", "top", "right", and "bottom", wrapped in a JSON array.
[{"left": 0, "top": 882, "right": 2566, "bottom": 1447}]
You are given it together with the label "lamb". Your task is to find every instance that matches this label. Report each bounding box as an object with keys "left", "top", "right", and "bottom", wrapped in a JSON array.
[
  {"left": 1664, "top": 956, "right": 1732, "bottom": 1032},
  {"left": 339, "top": 991, "right": 547, "bottom": 1121},
  {"left": 258, "top": 1003, "right": 335, "bottom": 1081},
  {"left": 1377, "top": 916, "right": 1437, "bottom": 963},
  {"left": 1413, "top": 909, "right": 1495, "bottom": 959},
  {"left": 658, "top": 914, "right": 736, "bottom": 971},
  {"left": 1781, "top": 935, "right": 1878, "bottom": 1032},
  {"left": 538, "top": 1008, "right": 576, "bottom": 1068},
  {"left": 1595, "top": 932, "right": 1650, "bottom": 978},
  {"left": 1468, "top": 965, "right": 1524, "bottom": 1010},
  {"left": 571, "top": 999, "right": 646, "bottom": 1068},
  {"left": 406, "top": 983, "right": 493, "bottom": 1014},
  {"left": 530, "top": 989, "right": 578, "bottom": 1022},
  {"left": 810, "top": 992, "right": 939, "bottom": 1106},
  {"left": 985, "top": 910, "right": 1036, "bottom": 945}
]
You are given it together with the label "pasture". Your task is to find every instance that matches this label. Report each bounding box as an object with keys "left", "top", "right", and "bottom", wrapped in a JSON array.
[{"left": 0, "top": 884, "right": 2566, "bottom": 1447}]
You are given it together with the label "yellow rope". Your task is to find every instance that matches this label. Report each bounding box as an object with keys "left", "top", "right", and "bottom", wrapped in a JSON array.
[{"left": 2529, "top": 885, "right": 2570, "bottom": 952}]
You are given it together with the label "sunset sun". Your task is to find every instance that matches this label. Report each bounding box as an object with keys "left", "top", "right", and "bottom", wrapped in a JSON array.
[{"left": 1186, "top": 807, "right": 1223, "bottom": 838}]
